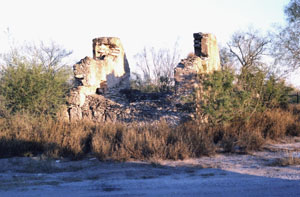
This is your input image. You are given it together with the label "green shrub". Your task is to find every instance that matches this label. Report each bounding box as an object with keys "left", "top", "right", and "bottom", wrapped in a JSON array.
[
  {"left": 198, "top": 68, "right": 293, "bottom": 125},
  {"left": 0, "top": 95, "right": 10, "bottom": 118},
  {"left": 262, "top": 75, "right": 293, "bottom": 108},
  {"left": 199, "top": 68, "right": 265, "bottom": 124},
  {"left": 0, "top": 63, "right": 70, "bottom": 116},
  {"left": 0, "top": 43, "right": 71, "bottom": 117},
  {"left": 200, "top": 69, "right": 238, "bottom": 124}
]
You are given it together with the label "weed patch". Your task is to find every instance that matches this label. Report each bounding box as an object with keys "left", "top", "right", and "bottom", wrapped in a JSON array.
[
  {"left": 0, "top": 107, "right": 299, "bottom": 160},
  {"left": 269, "top": 157, "right": 300, "bottom": 167}
]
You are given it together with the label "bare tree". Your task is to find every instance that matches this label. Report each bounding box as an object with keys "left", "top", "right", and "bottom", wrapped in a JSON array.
[
  {"left": 25, "top": 41, "right": 73, "bottom": 71},
  {"left": 285, "top": 0, "right": 300, "bottom": 23},
  {"left": 133, "top": 42, "right": 181, "bottom": 92},
  {"left": 1, "top": 39, "right": 72, "bottom": 73},
  {"left": 271, "top": 0, "right": 300, "bottom": 74},
  {"left": 219, "top": 46, "right": 234, "bottom": 70},
  {"left": 226, "top": 29, "right": 270, "bottom": 73},
  {"left": 271, "top": 22, "right": 300, "bottom": 73},
  {"left": 213, "top": 29, "right": 275, "bottom": 119}
]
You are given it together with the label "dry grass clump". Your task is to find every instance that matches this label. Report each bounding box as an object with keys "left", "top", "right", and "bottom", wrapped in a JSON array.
[
  {"left": 0, "top": 114, "right": 214, "bottom": 160},
  {"left": 261, "top": 109, "right": 297, "bottom": 139},
  {"left": 209, "top": 107, "right": 300, "bottom": 153},
  {"left": 290, "top": 104, "right": 300, "bottom": 118},
  {"left": 0, "top": 106, "right": 299, "bottom": 160},
  {"left": 270, "top": 157, "right": 300, "bottom": 167},
  {"left": 91, "top": 121, "right": 215, "bottom": 161},
  {"left": 0, "top": 112, "right": 44, "bottom": 157},
  {"left": 92, "top": 121, "right": 172, "bottom": 160},
  {"left": 0, "top": 113, "right": 93, "bottom": 159},
  {"left": 218, "top": 121, "right": 265, "bottom": 153},
  {"left": 287, "top": 104, "right": 300, "bottom": 136}
]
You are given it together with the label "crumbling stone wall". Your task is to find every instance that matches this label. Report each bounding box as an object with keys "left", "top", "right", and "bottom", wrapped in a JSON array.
[
  {"left": 67, "top": 37, "right": 130, "bottom": 121},
  {"left": 174, "top": 33, "right": 221, "bottom": 102},
  {"left": 65, "top": 33, "right": 221, "bottom": 124},
  {"left": 92, "top": 37, "right": 130, "bottom": 90}
]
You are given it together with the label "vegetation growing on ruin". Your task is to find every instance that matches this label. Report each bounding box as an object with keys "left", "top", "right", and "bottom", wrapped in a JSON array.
[{"left": 0, "top": 0, "right": 299, "bottom": 161}]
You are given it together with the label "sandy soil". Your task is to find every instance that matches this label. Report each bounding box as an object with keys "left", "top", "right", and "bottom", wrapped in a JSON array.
[{"left": 0, "top": 138, "right": 300, "bottom": 196}]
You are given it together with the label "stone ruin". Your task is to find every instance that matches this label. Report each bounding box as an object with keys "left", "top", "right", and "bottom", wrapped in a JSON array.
[
  {"left": 67, "top": 37, "right": 130, "bottom": 121},
  {"left": 66, "top": 33, "right": 221, "bottom": 124},
  {"left": 174, "top": 33, "right": 221, "bottom": 100}
]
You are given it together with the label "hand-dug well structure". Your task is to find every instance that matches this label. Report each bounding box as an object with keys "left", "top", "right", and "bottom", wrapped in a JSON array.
[
  {"left": 67, "top": 37, "right": 130, "bottom": 121},
  {"left": 66, "top": 33, "right": 221, "bottom": 124},
  {"left": 174, "top": 33, "right": 221, "bottom": 100}
]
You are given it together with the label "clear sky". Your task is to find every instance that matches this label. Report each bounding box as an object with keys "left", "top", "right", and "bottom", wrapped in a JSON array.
[{"left": 1, "top": 0, "right": 298, "bottom": 86}]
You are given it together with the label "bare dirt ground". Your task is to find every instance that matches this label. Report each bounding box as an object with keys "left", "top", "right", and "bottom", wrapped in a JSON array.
[{"left": 1, "top": 138, "right": 300, "bottom": 196}]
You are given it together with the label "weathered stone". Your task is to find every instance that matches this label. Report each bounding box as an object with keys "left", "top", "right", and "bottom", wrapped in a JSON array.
[
  {"left": 81, "top": 94, "right": 125, "bottom": 122},
  {"left": 194, "top": 33, "right": 221, "bottom": 72},
  {"left": 92, "top": 37, "right": 130, "bottom": 90},
  {"left": 69, "top": 107, "right": 82, "bottom": 122},
  {"left": 174, "top": 32, "right": 221, "bottom": 101},
  {"left": 68, "top": 37, "right": 130, "bottom": 120},
  {"left": 65, "top": 33, "right": 221, "bottom": 125}
]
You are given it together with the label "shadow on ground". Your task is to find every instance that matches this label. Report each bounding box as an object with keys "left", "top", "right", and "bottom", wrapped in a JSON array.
[{"left": 0, "top": 157, "right": 299, "bottom": 196}]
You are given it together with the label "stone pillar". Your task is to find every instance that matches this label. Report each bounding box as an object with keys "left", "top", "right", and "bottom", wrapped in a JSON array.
[
  {"left": 67, "top": 37, "right": 131, "bottom": 122},
  {"left": 193, "top": 32, "right": 220, "bottom": 71},
  {"left": 92, "top": 37, "right": 130, "bottom": 90},
  {"left": 174, "top": 32, "right": 221, "bottom": 103}
]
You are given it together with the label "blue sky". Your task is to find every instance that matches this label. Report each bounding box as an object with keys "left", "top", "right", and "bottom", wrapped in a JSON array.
[{"left": 1, "top": 0, "right": 298, "bottom": 86}]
